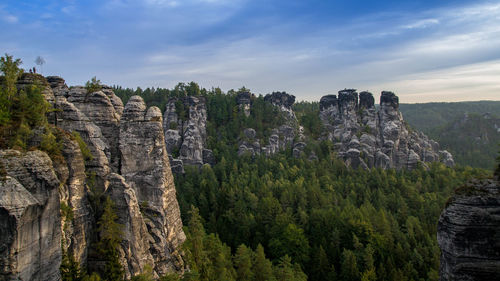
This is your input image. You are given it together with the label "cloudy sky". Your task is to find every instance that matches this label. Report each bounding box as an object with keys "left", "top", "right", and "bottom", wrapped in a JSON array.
[{"left": 2, "top": 0, "right": 500, "bottom": 102}]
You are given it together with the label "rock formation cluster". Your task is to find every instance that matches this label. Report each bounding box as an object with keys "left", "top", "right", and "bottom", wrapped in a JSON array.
[
  {"left": 162, "top": 96, "right": 214, "bottom": 173},
  {"left": 237, "top": 92, "right": 310, "bottom": 159},
  {"left": 437, "top": 178, "right": 500, "bottom": 280},
  {"left": 0, "top": 76, "right": 185, "bottom": 280},
  {"left": 320, "top": 89, "right": 454, "bottom": 169}
]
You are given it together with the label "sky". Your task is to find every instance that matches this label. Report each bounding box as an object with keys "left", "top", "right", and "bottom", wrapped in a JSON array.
[{"left": 1, "top": 0, "right": 500, "bottom": 103}]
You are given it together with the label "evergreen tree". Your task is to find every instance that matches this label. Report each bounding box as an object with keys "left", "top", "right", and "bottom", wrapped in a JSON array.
[
  {"left": 234, "top": 245, "right": 253, "bottom": 281},
  {"left": 252, "top": 244, "right": 275, "bottom": 281},
  {"left": 97, "top": 197, "right": 124, "bottom": 281},
  {"left": 341, "top": 249, "right": 359, "bottom": 281}
]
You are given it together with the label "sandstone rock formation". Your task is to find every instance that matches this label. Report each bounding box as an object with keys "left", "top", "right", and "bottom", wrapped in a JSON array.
[
  {"left": 0, "top": 150, "right": 62, "bottom": 281},
  {"left": 437, "top": 178, "right": 500, "bottom": 280},
  {"left": 236, "top": 91, "right": 252, "bottom": 117},
  {"left": 0, "top": 76, "right": 186, "bottom": 280},
  {"left": 121, "top": 96, "right": 186, "bottom": 275},
  {"left": 238, "top": 91, "right": 309, "bottom": 158},
  {"left": 163, "top": 96, "right": 214, "bottom": 172},
  {"left": 320, "top": 90, "right": 454, "bottom": 169},
  {"left": 264, "top": 91, "right": 297, "bottom": 122}
]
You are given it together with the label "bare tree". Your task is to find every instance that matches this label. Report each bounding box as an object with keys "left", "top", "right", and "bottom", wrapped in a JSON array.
[{"left": 35, "top": 56, "right": 45, "bottom": 74}]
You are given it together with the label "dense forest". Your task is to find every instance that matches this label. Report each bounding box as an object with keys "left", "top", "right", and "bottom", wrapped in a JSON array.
[
  {"left": 113, "top": 84, "right": 493, "bottom": 281},
  {"left": 399, "top": 102, "right": 500, "bottom": 169}
]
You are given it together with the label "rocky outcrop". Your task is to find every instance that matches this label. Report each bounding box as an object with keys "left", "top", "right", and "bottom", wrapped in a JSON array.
[
  {"left": 105, "top": 173, "right": 155, "bottom": 279},
  {"left": 121, "top": 96, "right": 186, "bottom": 276},
  {"left": 238, "top": 91, "right": 310, "bottom": 159},
  {"left": 0, "top": 76, "right": 187, "bottom": 280},
  {"left": 66, "top": 86, "right": 123, "bottom": 172},
  {"left": 320, "top": 90, "right": 454, "bottom": 169},
  {"left": 236, "top": 91, "right": 252, "bottom": 117},
  {"left": 58, "top": 135, "right": 92, "bottom": 267},
  {"left": 163, "top": 96, "right": 213, "bottom": 172},
  {"left": 437, "top": 178, "right": 500, "bottom": 280},
  {"left": 264, "top": 91, "right": 296, "bottom": 122},
  {"left": 0, "top": 150, "right": 62, "bottom": 281}
]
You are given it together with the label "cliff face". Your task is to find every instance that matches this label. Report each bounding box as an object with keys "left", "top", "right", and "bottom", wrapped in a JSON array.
[
  {"left": 437, "top": 178, "right": 500, "bottom": 280},
  {"left": 320, "top": 90, "right": 454, "bottom": 169},
  {"left": 162, "top": 96, "right": 214, "bottom": 173},
  {"left": 0, "top": 150, "right": 62, "bottom": 281},
  {"left": 0, "top": 77, "right": 186, "bottom": 280}
]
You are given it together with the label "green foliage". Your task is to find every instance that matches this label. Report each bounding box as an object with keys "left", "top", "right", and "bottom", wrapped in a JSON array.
[
  {"left": 294, "top": 101, "right": 322, "bottom": 138},
  {"left": 175, "top": 149, "right": 488, "bottom": 281},
  {"left": 182, "top": 206, "right": 306, "bottom": 281},
  {"left": 169, "top": 122, "right": 178, "bottom": 130},
  {"left": 96, "top": 197, "right": 124, "bottom": 281},
  {"left": 61, "top": 251, "right": 84, "bottom": 281},
  {"left": 131, "top": 265, "right": 155, "bottom": 281},
  {"left": 0, "top": 54, "right": 63, "bottom": 160},
  {"left": 40, "top": 130, "right": 63, "bottom": 161},
  {"left": 61, "top": 202, "right": 74, "bottom": 222},
  {"left": 82, "top": 273, "right": 102, "bottom": 281},
  {"left": 85, "top": 76, "right": 102, "bottom": 93},
  {"left": 72, "top": 131, "right": 93, "bottom": 162},
  {"left": 400, "top": 102, "right": 500, "bottom": 169},
  {"left": 0, "top": 53, "right": 23, "bottom": 103}
]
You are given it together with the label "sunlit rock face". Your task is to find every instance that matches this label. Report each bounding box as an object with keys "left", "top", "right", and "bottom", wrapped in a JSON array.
[
  {"left": 120, "top": 96, "right": 186, "bottom": 276},
  {"left": 0, "top": 77, "right": 187, "bottom": 280},
  {"left": 437, "top": 178, "right": 500, "bottom": 281},
  {"left": 320, "top": 90, "right": 454, "bottom": 169}
]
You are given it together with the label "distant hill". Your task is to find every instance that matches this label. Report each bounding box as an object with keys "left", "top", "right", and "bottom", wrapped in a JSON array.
[{"left": 400, "top": 101, "right": 500, "bottom": 169}]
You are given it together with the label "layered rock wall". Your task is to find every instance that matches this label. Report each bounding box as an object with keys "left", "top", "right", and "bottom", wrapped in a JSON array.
[
  {"left": 437, "top": 178, "right": 500, "bottom": 280},
  {"left": 0, "top": 150, "right": 62, "bottom": 281}
]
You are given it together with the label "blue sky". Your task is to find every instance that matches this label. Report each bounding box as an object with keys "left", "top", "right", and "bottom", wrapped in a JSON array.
[{"left": 1, "top": 0, "right": 500, "bottom": 102}]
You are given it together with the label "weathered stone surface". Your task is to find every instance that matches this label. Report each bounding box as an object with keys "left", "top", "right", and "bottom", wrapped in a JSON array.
[
  {"left": 67, "top": 86, "right": 122, "bottom": 172},
  {"left": 264, "top": 91, "right": 296, "bottom": 121},
  {"left": 359, "top": 91, "right": 374, "bottom": 109},
  {"left": 55, "top": 96, "right": 110, "bottom": 191},
  {"left": 163, "top": 96, "right": 212, "bottom": 170},
  {"left": 438, "top": 179, "right": 500, "bottom": 281},
  {"left": 105, "top": 173, "right": 155, "bottom": 280},
  {"left": 202, "top": 149, "right": 215, "bottom": 166},
  {"left": 236, "top": 91, "right": 252, "bottom": 117},
  {"left": 439, "top": 150, "right": 455, "bottom": 167},
  {"left": 320, "top": 90, "right": 454, "bottom": 169},
  {"left": 58, "top": 135, "right": 92, "bottom": 266},
  {"left": 319, "top": 95, "right": 338, "bottom": 111},
  {"left": 121, "top": 96, "right": 186, "bottom": 276},
  {"left": 0, "top": 150, "right": 62, "bottom": 281}
]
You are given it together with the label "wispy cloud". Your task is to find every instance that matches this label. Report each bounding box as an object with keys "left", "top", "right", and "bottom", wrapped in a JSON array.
[{"left": 1, "top": 0, "right": 499, "bottom": 102}]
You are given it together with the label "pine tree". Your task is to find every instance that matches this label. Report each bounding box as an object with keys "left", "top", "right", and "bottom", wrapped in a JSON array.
[
  {"left": 97, "top": 197, "right": 124, "bottom": 281},
  {"left": 341, "top": 249, "right": 360, "bottom": 281},
  {"left": 252, "top": 244, "right": 275, "bottom": 281},
  {"left": 234, "top": 245, "right": 253, "bottom": 281}
]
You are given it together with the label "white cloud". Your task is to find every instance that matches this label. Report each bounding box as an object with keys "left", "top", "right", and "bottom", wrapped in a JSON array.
[
  {"left": 3, "top": 14, "right": 18, "bottom": 23},
  {"left": 402, "top": 18, "right": 439, "bottom": 29}
]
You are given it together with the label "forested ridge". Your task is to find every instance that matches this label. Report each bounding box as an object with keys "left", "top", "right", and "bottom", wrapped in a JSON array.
[
  {"left": 399, "top": 102, "right": 500, "bottom": 170},
  {"left": 114, "top": 84, "right": 493, "bottom": 281}
]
